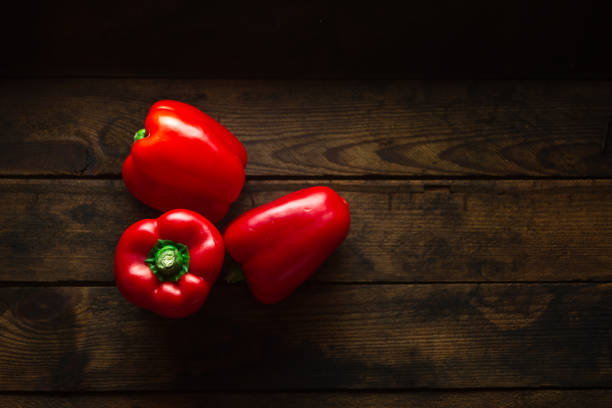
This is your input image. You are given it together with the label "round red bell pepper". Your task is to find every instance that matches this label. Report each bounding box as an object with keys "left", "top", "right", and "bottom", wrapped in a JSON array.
[
  {"left": 115, "top": 209, "right": 224, "bottom": 318},
  {"left": 122, "top": 100, "right": 247, "bottom": 222},
  {"left": 224, "top": 186, "right": 350, "bottom": 304}
]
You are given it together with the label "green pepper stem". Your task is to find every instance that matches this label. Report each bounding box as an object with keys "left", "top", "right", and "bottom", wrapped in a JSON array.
[
  {"left": 155, "top": 245, "right": 184, "bottom": 277},
  {"left": 145, "top": 240, "right": 190, "bottom": 282},
  {"left": 226, "top": 264, "right": 246, "bottom": 283},
  {"left": 134, "top": 128, "right": 147, "bottom": 142}
]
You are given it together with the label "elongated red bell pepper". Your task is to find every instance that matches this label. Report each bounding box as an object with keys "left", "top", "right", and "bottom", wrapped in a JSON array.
[
  {"left": 224, "top": 186, "right": 350, "bottom": 303},
  {"left": 122, "top": 100, "right": 247, "bottom": 222},
  {"left": 115, "top": 209, "right": 224, "bottom": 318}
]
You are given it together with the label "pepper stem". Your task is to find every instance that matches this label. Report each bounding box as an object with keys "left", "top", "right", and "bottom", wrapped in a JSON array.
[
  {"left": 134, "top": 128, "right": 147, "bottom": 142},
  {"left": 155, "top": 245, "right": 184, "bottom": 277},
  {"left": 145, "top": 240, "right": 190, "bottom": 282},
  {"left": 226, "top": 264, "right": 246, "bottom": 283}
]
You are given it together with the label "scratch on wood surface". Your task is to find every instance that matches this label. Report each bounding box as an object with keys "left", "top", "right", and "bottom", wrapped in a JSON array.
[{"left": 423, "top": 185, "right": 451, "bottom": 194}]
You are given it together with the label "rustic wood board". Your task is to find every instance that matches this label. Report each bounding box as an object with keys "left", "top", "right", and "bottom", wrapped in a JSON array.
[
  {"left": 0, "top": 284, "right": 610, "bottom": 391},
  {"left": 1, "top": 79, "right": 611, "bottom": 177},
  {"left": 1, "top": 179, "right": 610, "bottom": 283},
  {"left": 1, "top": 76, "right": 611, "bottom": 406}
]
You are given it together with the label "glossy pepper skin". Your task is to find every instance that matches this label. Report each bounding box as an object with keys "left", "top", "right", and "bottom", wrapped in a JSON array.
[
  {"left": 115, "top": 209, "right": 224, "bottom": 318},
  {"left": 224, "top": 186, "right": 350, "bottom": 304},
  {"left": 122, "top": 100, "right": 247, "bottom": 222}
]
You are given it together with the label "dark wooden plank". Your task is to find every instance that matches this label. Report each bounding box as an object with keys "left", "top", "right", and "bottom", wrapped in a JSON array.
[
  {"left": 3, "top": 390, "right": 612, "bottom": 407},
  {"left": 1, "top": 179, "right": 611, "bottom": 283},
  {"left": 2, "top": 79, "right": 611, "bottom": 177},
  {"left": 2, "top": 2, "right": 610, "bottom": 77},
  {"left": 0, "top": 284, "right": 610, "bottom": 390}
]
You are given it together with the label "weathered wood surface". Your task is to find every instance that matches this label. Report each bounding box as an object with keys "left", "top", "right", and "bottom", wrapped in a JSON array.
[
  {"left": 0, "top": 284, "right": 610, "bottom": 390},
  {"left": 1, "top": 179, "right": 610, "bottom": 283},
  {"left": 3, "top": 1, "right": 612, "bottom": 403},
  {"left": 3, "top": 390, "right": 612, "bottom": 407},
  {"left": 1, "top": 79, "right": 611, "bottom": 177}
]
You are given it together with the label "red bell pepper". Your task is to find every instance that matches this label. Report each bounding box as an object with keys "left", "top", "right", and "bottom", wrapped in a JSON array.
[
  {"left": 122, "top": 100, "right": 247, "bottom": 222},
  {"left": 224, "top": 186, "right": 350, "bottom": 303},
  {"left": 115, "top": 209, "right": 224, "bottom": 318}
]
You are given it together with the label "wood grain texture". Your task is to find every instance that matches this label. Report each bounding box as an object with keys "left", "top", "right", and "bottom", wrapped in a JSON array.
[
  {"left": 3, "top": 390, "right": 612, "bottom": 407},
  {"left": 1, "top": 179, "right": 611, "bottom": 283},
  {"left": 2, "top": 79, "right": 611, "bottom": 177},
  {"left": 0, "top": 284, "right": 610, "bottom": 390}
]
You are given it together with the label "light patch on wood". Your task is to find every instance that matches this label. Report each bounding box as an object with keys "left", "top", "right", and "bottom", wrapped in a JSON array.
[{"left": 470, "top": 286, "right": 554, "bottom": 331}]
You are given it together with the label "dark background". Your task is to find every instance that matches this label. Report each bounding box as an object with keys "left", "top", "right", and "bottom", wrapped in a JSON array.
[
  {"left": 2, "top": 1, "right": 611, "bottom": 78},
  {"left": 2, "top": 2, "right": 612, "bottom": 407}
]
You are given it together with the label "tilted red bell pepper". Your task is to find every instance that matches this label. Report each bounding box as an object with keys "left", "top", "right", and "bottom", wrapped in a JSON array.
[
  {"left": 224, "top": 186, "right": 350, "bottom": 303},
  {"left": 115, "top": 209, "right": 224, "bottom": 318},
  {"left": 122, "top": 100, "right": 247, "bottom": 222}
]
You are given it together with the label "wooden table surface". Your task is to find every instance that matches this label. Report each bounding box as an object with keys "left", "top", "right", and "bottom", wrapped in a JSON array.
[
  {"left": 0, "top": 78, "right": 611, "bottom": 407},
  {"left": 2, "top": 3, "right": 612, "bottom": 406}
]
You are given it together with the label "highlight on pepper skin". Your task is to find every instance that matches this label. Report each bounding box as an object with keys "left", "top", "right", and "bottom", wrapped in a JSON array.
[
  {"left": 224, "top": 186, "right": 351, "bottom": 304},
  {"left": 114, "top": 209, "right": 225, "bottom": 318}
]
